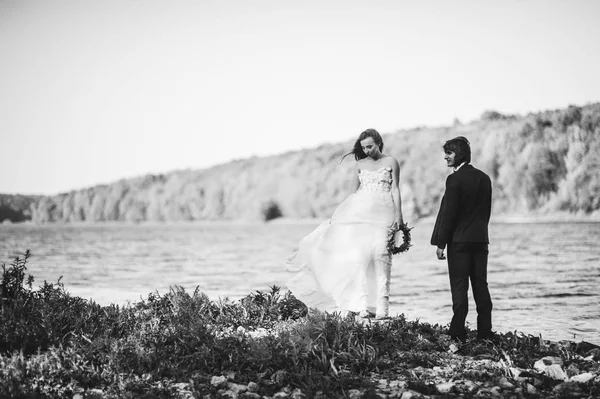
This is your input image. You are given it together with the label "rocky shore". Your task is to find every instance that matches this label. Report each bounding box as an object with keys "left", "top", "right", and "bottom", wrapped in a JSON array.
[{"left": 1, "top": 253, "right": 599, "bottom": 398}]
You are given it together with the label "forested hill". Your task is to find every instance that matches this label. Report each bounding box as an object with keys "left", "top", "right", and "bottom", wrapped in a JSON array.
[{"left": 2, "top": 103, "right": 600, "bottom": 224}]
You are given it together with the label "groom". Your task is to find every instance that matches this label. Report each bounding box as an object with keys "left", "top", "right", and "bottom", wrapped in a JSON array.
[{"left": 431, "top": 136, "right": 493, "bottom": 342}]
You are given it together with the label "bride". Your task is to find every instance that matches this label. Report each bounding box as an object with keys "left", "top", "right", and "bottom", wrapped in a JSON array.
[{"left": 286, "top": 129, "right": 404, "bottom": 319}]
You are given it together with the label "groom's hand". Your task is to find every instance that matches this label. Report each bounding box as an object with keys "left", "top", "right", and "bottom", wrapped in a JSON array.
[{"left": 436, "top": 248, "right": 446, "bottom": 260}]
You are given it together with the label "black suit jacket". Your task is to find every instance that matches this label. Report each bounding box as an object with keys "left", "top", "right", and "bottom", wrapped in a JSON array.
[{"left": 430, "top": 164, "right": 492, "bottom": 249}]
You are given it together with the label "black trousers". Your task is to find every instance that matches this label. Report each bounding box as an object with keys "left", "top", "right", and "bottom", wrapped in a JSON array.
[{"left": 447, "top": 242, "right": 493, "bottom": 339}]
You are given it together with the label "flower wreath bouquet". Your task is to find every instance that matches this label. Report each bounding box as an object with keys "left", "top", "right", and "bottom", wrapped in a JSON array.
[{"left": 387, "top": 222, "right": 413, "bottom": 255}]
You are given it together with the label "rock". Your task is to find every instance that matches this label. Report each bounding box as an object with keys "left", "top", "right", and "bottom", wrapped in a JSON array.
[
  {"left": 525, "top": 383, "right": 537, "bottom": 394},
  {"left": 348, "top": 389, "right": 363, "bottom": 398},
  {"left": 211, "top": 375, "right": 228, "bottom": 388},
  {"left": 509, "top": 367, "right": 523, "bottom": 378},
  {"left": 389, "top": 380, "right": 407, "bottom": 390},
  {"left": 435, "top": 382, "right": 455, "bottom": 393},
  {"left": 173, "top": 382, "right": 190, "bottom": 390},
  {"left": 247, "top": 382, "right": 259, "bottom": 392},
  {"left": 569, "top": 372, "right": 594, "bottom": 383},
  {"left": 400, "top": 390, "right": 422, "bottom": 399},
  {"left": 73, "top": 395, "right": 84, "bottom": 399},
  {"left": 227, "top": 383, "right": 248, "bottom": 394},
  {"left": 497, "top": 377, "right": 515, "bottom": 389},
  {"left": 461, "top": 380, "right": 479, "bottom": 393},
  {"left": 85, "top": 389, "right": 105, "bottom": 398},
  {"left": 534, "top": 357, "right": 568, "bottom": 381},
  {"left": 534, "top": 356, "right": 564, "bottom": 367},
  {"left": 291, "top": 388, "right": 307, "bottom": 399},
  {"left": 281, "top": 385, "right": 292, "bottom": 394},
  {"left": 221, "top": 391, "right": 236, "bottom": 399},
  {"left": 273, "top": 392, "right": 289, "bottom": 398},
  {"left": 241, "top": 394, "right": 261, "bottom": 399},
  {"left": 448, "top": 343, "right": 459, "bottom": 353}
]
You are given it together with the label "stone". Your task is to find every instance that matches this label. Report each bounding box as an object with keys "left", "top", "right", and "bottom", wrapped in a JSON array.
[
  {"left": 173, "top": 382, "right": 190, "bottom": 390},
  {"left": 525, "top": 383, "right": 537, "bottom": 394},
  {"left": 435, "top": 382, "right": 455, "bottom": 393},
  {"left": 291, "top": 388, "right": 307, "bottom": 399},
  {"left": 400, "top": 390, "right": 422, "bottom": 399},
  {"left": 211, "top": 375, "right": 228, "bottom": 388},
  {"left": 273, "top": 392, "right": 289, "bottom": 398},
  {"left": 490, "top": 386, "right": 502, "bottom": 396},
  {"left": 348, "top": 389, "right": 363, "bottom": 398},
  {"left": 85, "top": 389, "right": 104, "bottom": 398},
  {"left": 227, "top": 383, "right": 249, "bottom": 394},
  {"left": 247, "top": 382, "right": 259, "bottom": 392},
  {"left": 281, "top": 385, "right": 292, "bottom": 394},
  {"left": 497, "top": 377, "right": 515, "bottom": 389},
  {"left": 534, "top": 356, "right": 564, "bottom": 368},
  {"left": 569, "top": 372, "right": 594, "bottom": 383},
  {"left": 534, "top": 357, "right": 568, "bottom": 381},
  {"left": 462, "top": 380, "right": 479, "bottom": 393},
  {"left": 388, "top": 380, "right": 407, "bottom": 390}
]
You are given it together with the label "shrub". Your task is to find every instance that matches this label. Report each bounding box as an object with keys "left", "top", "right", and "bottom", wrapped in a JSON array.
[{"left": 260, "top": 199, "right": 283, "bottom": 221}]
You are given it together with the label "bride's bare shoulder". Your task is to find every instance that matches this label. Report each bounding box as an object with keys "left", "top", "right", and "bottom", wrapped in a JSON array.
[{"left": 384, "top": 156, "right": 400, "bottom": 168}]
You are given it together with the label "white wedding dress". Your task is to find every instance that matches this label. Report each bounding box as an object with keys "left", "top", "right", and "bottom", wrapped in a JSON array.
[{"left": 286, "top": 167, "right": 396, "bottom": 317}]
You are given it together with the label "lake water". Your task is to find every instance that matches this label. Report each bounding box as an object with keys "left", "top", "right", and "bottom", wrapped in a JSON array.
[{"left": 1, "top": 220, "right": 599, "bottom": 345}]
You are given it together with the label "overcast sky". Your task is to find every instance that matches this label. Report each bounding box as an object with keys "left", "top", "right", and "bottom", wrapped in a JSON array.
[{"left": 1, "top": 0, "right": 599, "bottom": 195}]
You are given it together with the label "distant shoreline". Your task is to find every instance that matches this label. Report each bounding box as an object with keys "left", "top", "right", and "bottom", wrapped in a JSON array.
[{"left": 2, "top": 212, "right": 600, "bottom": 227}]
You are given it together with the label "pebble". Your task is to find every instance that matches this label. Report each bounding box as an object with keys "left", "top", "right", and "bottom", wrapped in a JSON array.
[
  {"left": 291, "top": 388, "right": 307, "bottom": 399},
  {"left": 569, "top": 372, "right": 594, "bottom": 383},
  {"left": 348, "top": 389, "right": 363, "bottom": 398},
  {"left": 227, "top": 383, "right": 248, "bottom": 394},
  {"left": 461, "top": 380, "right": 479, "bottom": 393},
  {"left": 389, "top": 380, "right": 407, "bottom": 389},
  {"left": 497, "top": 377, "right": 515, "bottom": 389},
  {"left": 211, "top": 375, "right": 228, "bottom": 388},
  {"left": 435, "top": 381, "right": 455, "bottom": 393},
  {"left": 400, "top": 390, "right": 422, "bottom": 399},
  {"left": 526, "top": 383, "right": 537, "bottom": 394}
]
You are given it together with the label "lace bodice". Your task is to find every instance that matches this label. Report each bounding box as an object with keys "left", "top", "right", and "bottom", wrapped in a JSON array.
[{"left": 358, "top": 167, "right": 392, "bottom": 193}]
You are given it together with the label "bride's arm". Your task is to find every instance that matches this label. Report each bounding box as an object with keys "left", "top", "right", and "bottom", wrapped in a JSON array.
[{"left": 391, "top": 158, "right": 404, "bottom": 225}]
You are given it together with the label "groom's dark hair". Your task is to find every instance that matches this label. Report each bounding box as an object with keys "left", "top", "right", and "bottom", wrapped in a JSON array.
[{"left": 443, "top": 136, "right": 471, "bottom": 165}]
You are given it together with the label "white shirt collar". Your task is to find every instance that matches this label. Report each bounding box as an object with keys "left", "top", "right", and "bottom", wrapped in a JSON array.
[{"left": 453, "top": 162, "right": 466, "bottom": 172}]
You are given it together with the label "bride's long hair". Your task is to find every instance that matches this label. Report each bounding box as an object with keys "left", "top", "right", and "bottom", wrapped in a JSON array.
[{"left": 339, "top": 128, "right": 384, "bottom": 163}]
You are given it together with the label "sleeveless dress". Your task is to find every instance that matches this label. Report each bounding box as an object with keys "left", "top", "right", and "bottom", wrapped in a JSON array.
[{"left": 286, "top": 167, "right": 396, "bottom": 316}]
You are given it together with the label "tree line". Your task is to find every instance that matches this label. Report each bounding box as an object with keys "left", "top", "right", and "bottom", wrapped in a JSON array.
[{"left": 2, "top": 103, "right": 599, "bottom": 224}]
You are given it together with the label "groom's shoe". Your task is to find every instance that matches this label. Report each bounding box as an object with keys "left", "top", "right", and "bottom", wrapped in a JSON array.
[{"left": 477, "top": 331, "right": 498, "bottom": 341}]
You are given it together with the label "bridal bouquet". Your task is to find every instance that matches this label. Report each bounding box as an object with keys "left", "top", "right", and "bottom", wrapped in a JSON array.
[{"left": 387, "top": 222, "right": 412, "bottom": 255}]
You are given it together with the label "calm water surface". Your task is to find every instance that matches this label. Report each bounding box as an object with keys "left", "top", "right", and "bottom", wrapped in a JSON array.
[{"left": 1, "top": 221, "right": 599, "bottom": 344}]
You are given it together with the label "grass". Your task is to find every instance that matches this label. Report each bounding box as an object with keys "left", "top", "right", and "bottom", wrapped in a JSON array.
[{"left": 1, "top": 252, "right": 599, "bottom": 398}]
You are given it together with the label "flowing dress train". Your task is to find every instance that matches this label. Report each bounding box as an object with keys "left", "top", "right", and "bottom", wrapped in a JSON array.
[{"left": 286, "top": 167, "right": 396, "bottom": 316}]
